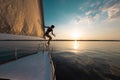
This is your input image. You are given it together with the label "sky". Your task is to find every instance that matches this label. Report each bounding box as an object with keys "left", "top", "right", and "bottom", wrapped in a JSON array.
[{"left": 43, "top": 0, "right": 120, "bottom": 40}]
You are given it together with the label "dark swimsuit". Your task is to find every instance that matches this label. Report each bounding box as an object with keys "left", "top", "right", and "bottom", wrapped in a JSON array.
[{"left": 45, "top": 27, "right": 53, "bottom": 35}]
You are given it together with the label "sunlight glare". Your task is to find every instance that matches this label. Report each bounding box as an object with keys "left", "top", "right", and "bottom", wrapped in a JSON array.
[
  {"left": 73, "top": 41, "right": 79, "bottom": 50},
  {"left": 71, "top": 32, "right": 80, "bottom": 40}
]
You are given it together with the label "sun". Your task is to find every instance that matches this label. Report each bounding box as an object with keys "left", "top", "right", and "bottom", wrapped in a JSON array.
[{"left": 71, "top": 32, "right": 80, "bottom": 40}]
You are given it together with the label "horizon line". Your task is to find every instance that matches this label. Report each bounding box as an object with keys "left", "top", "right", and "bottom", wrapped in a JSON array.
[{"left": 0, "top": 39, "right": 120, "bottom": 41}]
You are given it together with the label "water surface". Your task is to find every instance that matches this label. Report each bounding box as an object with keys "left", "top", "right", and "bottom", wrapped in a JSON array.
[
  {"left": 0, "top": 41, "right": 44, "bottom": 64},
  {"left": 51, "top": 41, "right": 120, "bottom": 80},
  {"left": 0, "top": 41, "right": 120, "bottom": 80}
]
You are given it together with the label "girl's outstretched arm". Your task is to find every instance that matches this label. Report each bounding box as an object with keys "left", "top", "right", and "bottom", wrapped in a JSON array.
[{"left": 44, "top": 26, "right": 49, "bottom": 28}]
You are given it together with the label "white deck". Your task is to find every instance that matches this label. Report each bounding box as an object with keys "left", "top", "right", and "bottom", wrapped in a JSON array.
[{"left": 0, "top": 52, "right": 53, "bottom": 80}]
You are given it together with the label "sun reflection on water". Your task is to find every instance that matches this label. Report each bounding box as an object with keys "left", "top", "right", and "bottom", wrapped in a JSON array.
[{"left": 73, "top": 40, "right": 79, "bottom": 50}]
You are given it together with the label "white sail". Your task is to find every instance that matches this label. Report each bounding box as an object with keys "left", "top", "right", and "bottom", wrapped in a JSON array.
[{"left": 0, "top": 0, "right": 44, "bottom": 37}]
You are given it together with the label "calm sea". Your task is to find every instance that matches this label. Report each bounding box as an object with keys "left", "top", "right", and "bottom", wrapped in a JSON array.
[
  {"left": 51, "top": 41, "right": 120, "bottom": 80},
  {"left": 0, "top": 41, "right": 120, "bottom": 80}
]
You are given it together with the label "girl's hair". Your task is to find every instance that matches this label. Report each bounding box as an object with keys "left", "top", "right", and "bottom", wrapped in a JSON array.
[{"left": 51, "top": 25, "right": 55, "bottom": 28}]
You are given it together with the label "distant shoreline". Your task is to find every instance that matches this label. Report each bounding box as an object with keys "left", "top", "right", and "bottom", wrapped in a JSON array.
[{"left": 0, "top": 40, "right": 120, "bottom": 42}]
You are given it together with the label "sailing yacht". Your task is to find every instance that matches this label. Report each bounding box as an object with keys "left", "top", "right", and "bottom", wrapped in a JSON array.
[{"left": 0, "top": 0, "right": 55, "bottom": 80}]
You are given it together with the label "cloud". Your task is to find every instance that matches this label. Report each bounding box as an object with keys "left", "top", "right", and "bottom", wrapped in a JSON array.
[
  {"left": 93, "top": 14, "right": 100, "bottom": 20},
  {"left": 85, "top": 10, "right": 92, "bottom": 16},
  {"left": 79, "top": 0, "right": 120, "bottom": 22},
  {"left": 78, "top": 0, "right": 103, "bottom": 22},
  {"left": 76, "top": 0, "right": 120, "bottom": 26},
  {"left": 102, "top": 0, "right": 120, "bottom": 20},
  {"left": 90, "top": 2, "right": 100, "bottom": 8},
  {"left": 108, "top": 5, "right": 120, "bottom": 19},
  {"left": 74, "top": 16, "right": 94, "bottom": 27},
  {"left": 79, "top": 7, "right": 83, "bottom": 11}
]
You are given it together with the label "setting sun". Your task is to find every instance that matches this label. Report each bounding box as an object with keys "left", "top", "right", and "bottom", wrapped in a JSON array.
[{"left": 71, "top": 32, "right": 80, "bottom": 40}]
